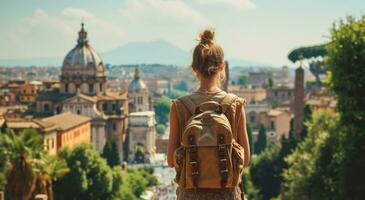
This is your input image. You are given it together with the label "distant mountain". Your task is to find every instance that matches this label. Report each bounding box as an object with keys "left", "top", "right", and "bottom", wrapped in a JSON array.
[
  {"left": 0, "top": 40, "right": 270, "bottom": 67},
  {"left": 102, "top": 40, "right": 190, "bottom": 66}
]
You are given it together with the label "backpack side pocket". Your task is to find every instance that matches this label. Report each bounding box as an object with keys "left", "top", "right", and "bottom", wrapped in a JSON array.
[
  {"left": 232, "top": 140, "right": 245, "bottom": 184},
  {"left": 173, "top": 146, "right": 185, "bottom": 184}
]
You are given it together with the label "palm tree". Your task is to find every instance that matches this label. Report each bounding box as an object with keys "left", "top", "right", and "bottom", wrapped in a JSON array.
[
  {"left": 0, "top": 128, "right": 44, "bottom": 200},
  {"left": 33, "top": 155, "right": 69, "bottom": 200}
]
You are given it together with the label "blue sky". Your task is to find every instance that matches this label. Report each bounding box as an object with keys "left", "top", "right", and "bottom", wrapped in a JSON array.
[{"left": 0, "top": 0, "right": 364, "bottom": 66}]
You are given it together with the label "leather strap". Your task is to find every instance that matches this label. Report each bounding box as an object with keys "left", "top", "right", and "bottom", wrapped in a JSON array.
[
  {"left": 188, "top": 135, "right": 199, "bottom": 188},
  {"left": 220, "top": 93, "right": 238, "bottom": 114},
  {"left": 179, "top": 96, "right": 197, "bottom": 115},
  {"left": 217, "top": 134, "right": 228, "bottom": 188}
]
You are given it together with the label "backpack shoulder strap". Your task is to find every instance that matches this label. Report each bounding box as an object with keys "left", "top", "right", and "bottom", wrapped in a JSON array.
[
  {"left": 220, "top": 93, "right": 238, "bottom": 113},
  {"left": 178, "top": 95, "right": 196, "bottom": 115}
]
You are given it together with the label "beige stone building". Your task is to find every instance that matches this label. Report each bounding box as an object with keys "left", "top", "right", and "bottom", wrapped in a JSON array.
[
  {"left": 128, "top": 68, "right": 151, "bottom": 112},
  {"left": 228, "top": 85, "right": 267, "bottom": 104},
  {"left": 262, "top": 109, "right": 292, "bottom": 143},
  {"left": 266, "top": 86, "right": 294, "bottom": 109},
  {"left": 128, "top": 111, "right": 156, "bottom": 162}
]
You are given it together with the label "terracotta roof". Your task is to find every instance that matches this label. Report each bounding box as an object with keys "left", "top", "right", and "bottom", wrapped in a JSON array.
[{"left": 42, "top": 112, "right": 90, "bottom": 131}]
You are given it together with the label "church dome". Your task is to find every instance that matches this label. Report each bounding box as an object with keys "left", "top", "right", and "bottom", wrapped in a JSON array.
[
  {"left": 128, "top": 68, "right": 148, "bottom": 93},
  {"left": 62, "top": 23, "right": 105, "bottom": 77}
]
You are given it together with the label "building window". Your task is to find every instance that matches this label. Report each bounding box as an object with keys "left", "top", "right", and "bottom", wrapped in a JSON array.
[
  {"left": 103, "top": 103, "right": 108, "bottom": 112},
  {"left": 250, "top": 115, "right": 255, "bottom": 123},
  {"left": 76, "top": 84, "right": 80, "bottom": 91},
  {"left": 271, "top": 120, "right": 275, "bottom": 130},
  {"left": 288, "top": 92, "right": 292, "bottom": 96},
  {"left": 77, "top": 109, "right": 81, "bottom": 115},
  {"left": 274, "top": 91, "right": 278, "bottom": 97},
  {"left": 44, "top": 104, "right": 50, "bottom": 112},
  {"left": 65, "top": 83, "right": 69, "bottom": 93},
  {"left": 112, "top": 103, "right": 116, "bottom": 111},
  {"left": 99, "top": 83, "right": 103, "bottom": 92},
  {"left": 113, "top": 123, "right": 117, "bottom": 131},
  {"left": 138, "top": 96, "right": 143, "bottom": 104},
  {"left": 89, "top": 84, "right": 93, "bottom": 93}
]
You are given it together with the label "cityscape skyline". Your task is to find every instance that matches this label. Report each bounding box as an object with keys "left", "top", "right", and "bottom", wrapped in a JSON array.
[{"left": 0, "top": 0, "right": 364, "bottom": 66}]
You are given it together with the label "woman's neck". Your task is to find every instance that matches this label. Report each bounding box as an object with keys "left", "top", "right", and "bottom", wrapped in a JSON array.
[{"left": 197, "top": 79, "right": 221, "bottom": 93}]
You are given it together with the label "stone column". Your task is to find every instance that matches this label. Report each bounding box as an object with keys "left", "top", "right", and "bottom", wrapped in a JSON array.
[{"left": 294, "top": 66, "right": 304, "bottom": 136}]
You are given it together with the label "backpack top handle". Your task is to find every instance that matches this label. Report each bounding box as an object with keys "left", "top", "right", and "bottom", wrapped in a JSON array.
[{"left": 196, "top": 101, "right": 223, "bottom": 114}]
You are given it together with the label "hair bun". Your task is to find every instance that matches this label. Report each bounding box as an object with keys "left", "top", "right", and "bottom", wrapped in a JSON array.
[{"left": 199, "top": 28, "right": 215, "bottom": 45}]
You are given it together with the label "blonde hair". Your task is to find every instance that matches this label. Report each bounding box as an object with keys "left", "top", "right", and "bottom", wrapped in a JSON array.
[{"left": 192, "top": 28, "right": 225, "bottom": 80}]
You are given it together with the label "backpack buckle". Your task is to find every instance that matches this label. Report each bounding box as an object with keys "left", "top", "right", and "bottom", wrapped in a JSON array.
[{"left": 189, "top": 146, "right": 197, "bottom": 153}]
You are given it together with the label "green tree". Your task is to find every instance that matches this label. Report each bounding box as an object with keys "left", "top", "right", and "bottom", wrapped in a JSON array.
[
  {"left": 54, "top": 144, "right": 115, "bottom": 200},
  {"left": 134, "top": 144, "right": 145, "bottom": 163},
  {"left": 156, "top": 124, "right": 166, "bottom": 135},
  {"left": 0, "top": 129, "right": 44, "bottom": 200},
  {"left": 288, "top": 44, "right": 327, "bottom": 87},
  {"left": 255, "top": 124, "right": 267, "bottom": 154},
  {"left": 153, "top": 96, "right": 172, "bottom": 125},
  {"left": 32, "top": 155, "right": 69, "bottom": 200},
  {"left": 325, "top": 15, "right": 365, "bottom": 199},
  {"left": 102, "top": 141, "right": 111, "bottom": 162},
  {"left": 301, "top": 104, "right": 313, "bottom": 138},
  {"left": 268, "top": 77, "right": 274, "bottom": 88},
  {"left": 283, "top": 112, "right": 339, "bottom": 199},
  {"left": 246, "top": 123, "right": 254, "bottom": 156},
  {"left": 166, "top": 89, "right": 187, "bottom": 99},
  {"left": 102, "top": 140, "right": 121, "bottom": 168},
  {"left": 238, "top": 74, "right": 249, "bottom": 85},
  {"left": 110, "top": 141, "right": 121, "bottom": 167},
  {"left": 250, "top": 145, "right": 281, "bottom": 200},
  {"left": 243, "top": 168, "right": 261, "bottom": 200}
]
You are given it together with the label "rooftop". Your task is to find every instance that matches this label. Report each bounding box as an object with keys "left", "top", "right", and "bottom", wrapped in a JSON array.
[{"left": 42, "top": 112, "right": 90, "bottom": 131}]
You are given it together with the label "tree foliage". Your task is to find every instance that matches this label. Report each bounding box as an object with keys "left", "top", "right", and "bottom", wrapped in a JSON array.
[
  {"left": 0, "top": 128, "right": 67, "bottom": 200},
  {"left": 102, "top": 140, "right": 121, "bottom": 168},
  {"left": 324, "top": 15, "right": 365, "bottom": 199},
  {"left": 54, "top": 144, "right": 115, "bottom": 200},
  {"left": 165, "top": 89, "right": 187, "bottom": 99},
  {"left": 238, "top": 75, "right": 249, "bottom": 85},
  {"left": 283, "top": 112, "right": 339, "bottom": 200},
  {"left": 255, "top": 124, "right": 267, "bottom": 154},
  {"left": 156, "top": 124, "right": 166, "bottom": 135},
  {"left": 288, "top": 44, "right": 327, "bottom": 63},
  {"left": 246, "top": 123, "right": 254, "bottom": 156},
  {"left": 250, "top": 145, "right": 281, "bottom": 200},
  {"left": 54, "top": 144, "right": 157, "bottom": 200},
  {"left": 153, "top": 96, "right": 172, "bottom": 125}
]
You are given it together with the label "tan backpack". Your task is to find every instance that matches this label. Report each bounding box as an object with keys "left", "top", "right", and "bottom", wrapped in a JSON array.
[{"left": 173, "top": 93, "right": 245, "bottom": 189}]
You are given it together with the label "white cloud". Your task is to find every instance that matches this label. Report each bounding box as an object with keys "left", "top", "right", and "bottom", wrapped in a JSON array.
[
  {"left": 61, "top": 8, "right": 95, "bottom": 20},
  {"left": 195, "top": 0, "right": 256, "bottom": 9},
  {"left": 119, "top": 0, "right": 208, "bottom": 25},
  {"left": 1, "top": 8, "right": 124, "bottom": 59}
]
